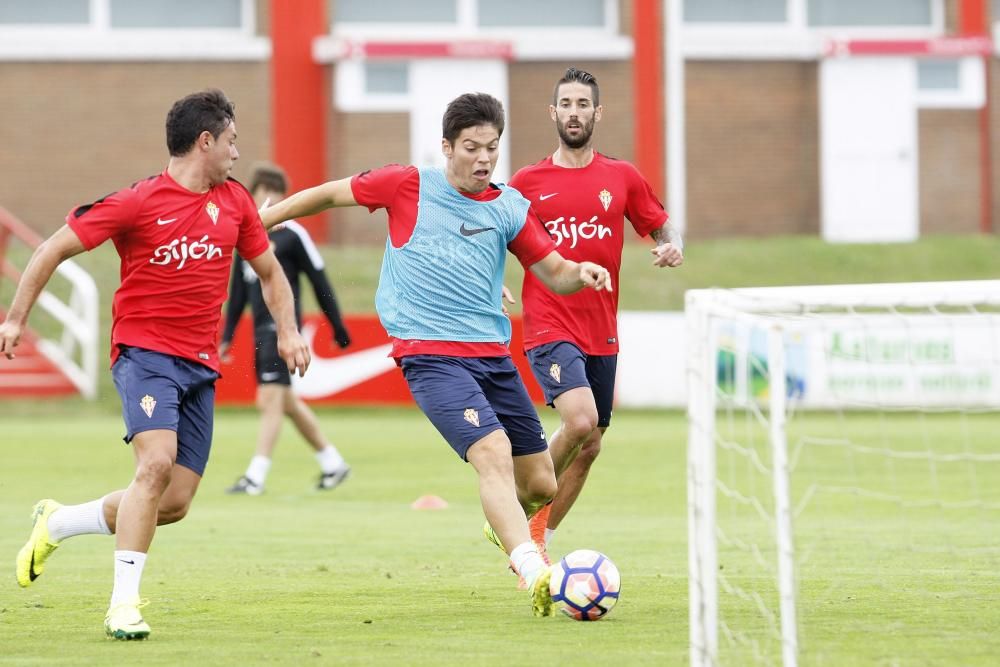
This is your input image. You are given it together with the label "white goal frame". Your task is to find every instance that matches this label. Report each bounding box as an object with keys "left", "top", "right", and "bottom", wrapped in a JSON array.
[{"left": 685, "top": 280, "right": 1000, "bottom": 667}]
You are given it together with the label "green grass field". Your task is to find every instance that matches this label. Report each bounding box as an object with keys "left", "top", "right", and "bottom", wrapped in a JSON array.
[
  {"left": 712, "top": 410, "right": 1000, "bottom": 666},
  {"left": 3, "top": 236, "right": 1000, "bottom": 664},
  {"left": 3, "top": 407, "right": 998, "bottom": 665},
  {"left": 1, "top": 408, "right": 686, "bottom": 666}
]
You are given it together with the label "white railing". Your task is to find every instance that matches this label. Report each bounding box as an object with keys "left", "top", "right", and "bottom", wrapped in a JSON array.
[{"left": 0, "top": 207, "right": 98, "bottom": 399}]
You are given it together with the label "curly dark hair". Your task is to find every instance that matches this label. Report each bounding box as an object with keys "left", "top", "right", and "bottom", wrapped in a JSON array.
[
  {"left": 442, "top": 92, "right": 505, "bottom": 144},
  {"left": 553, "top": 67, "right": 599, "bottom": 106},
  {"left": 165, "top": 89, "right": 236, "bottom": 157}
]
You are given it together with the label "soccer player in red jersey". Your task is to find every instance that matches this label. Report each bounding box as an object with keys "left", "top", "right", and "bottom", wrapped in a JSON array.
[
  {"left": 259, "top": 92, "right": 612, "bottom": 616},
  {"left": 509, "top": 68, "right": 684, "bottom": 555},
  {"left": 0, "top": 89, "right": 310, "bottom": 640}
]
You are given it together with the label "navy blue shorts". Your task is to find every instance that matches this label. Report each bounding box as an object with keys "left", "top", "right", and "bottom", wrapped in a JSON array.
[
  {"left": 400, "top": 355, "right": 548, "bottom": 461},
  {"left": 253, "top": 328, "right": 291, "bottom": 386},
  {"left": 111, "top": 346, "right": 219, "bottom": 476},
  {"left": 526, "top": 341, "right": 618, "bottom": 428}
]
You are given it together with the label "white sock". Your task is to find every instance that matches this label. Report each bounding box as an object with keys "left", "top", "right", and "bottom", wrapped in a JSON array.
[
  {"left": 510, "top": 541, "right": 546, "bottom": 591},
  {"left": 245, "top": 456, "right": 272, "bottom": 486},
  {"left": 47, "top": 497, "right": 112, "bottom": 542},
  {"left": 544, "top": 528, "right": 555, "bottom": 546},
  {"left": 110, "top": 550, "right": 147, "bottom": 606},
  {"left": 315, "top": 445, "right": 346, "bottom": 473}
]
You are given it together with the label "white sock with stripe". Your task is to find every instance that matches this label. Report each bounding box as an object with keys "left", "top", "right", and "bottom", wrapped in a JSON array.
[
  {"left": 47, "top": 497, "right": 112, "bottom": 542},
  {"left": 315, "top": 445, "right": 346, "bottom": 473},
  {"left": 110, "top": 550, "right": 147, "bottom": 607},
  {"left": 509, "top": 541, "right": 546, "bottom": 591},
  {"left": 245, "top": 456, "right": 272, "bottom": 486}
]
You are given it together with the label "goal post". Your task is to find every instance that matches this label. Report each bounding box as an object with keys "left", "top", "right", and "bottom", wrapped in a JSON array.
[{"left": 686, "top": 280, "right": 1000, "bottom": 667}]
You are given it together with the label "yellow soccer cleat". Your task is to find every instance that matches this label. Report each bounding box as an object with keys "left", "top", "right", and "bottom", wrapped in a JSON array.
[
  {"left": 531, "top": 564, "right": 556, "bottom": 617},
  {"left": 105, "top": 597, "right": 151, "bottom": 640},
  {"left": 15, "top": 499, "right": 62, "bottom": 588},
  {"left": 482, "top": 520, "right": 506, "bottom": 555}
]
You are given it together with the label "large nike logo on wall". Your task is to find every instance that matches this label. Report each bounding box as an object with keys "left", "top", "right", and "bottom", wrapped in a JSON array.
[
  {"left": 290, "top": 324, "right": 397, "bottom": 399},
  {"left": 460, "top": 223, "right": 496, "bottom": 237}
]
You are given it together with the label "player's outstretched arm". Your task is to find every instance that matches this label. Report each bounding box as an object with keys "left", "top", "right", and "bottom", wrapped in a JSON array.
[
  {"left": 528, "top": 251, "right": 613, "bottom": 295},
  {"left": 260, "top": 177, "right": 358, "bottom": 230},
  {"left": 650, "top": 220, "right": 684, "bottom": 268},
  {"left": 247, "top": 249, "right": 311, "bottom": 376},
  {"left": 0, "top": 225, "right": 86, "bottom": 360}
]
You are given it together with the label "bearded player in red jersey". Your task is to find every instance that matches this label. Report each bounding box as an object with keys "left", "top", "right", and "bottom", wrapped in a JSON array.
[
  {"left": 509, "top": 68, "right": 684, "bottom": 557},
  {"left": 0, "top": 89, "right": 310, "bottom": 640}
]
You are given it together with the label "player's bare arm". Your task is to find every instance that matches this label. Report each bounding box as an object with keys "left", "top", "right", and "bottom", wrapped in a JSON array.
[
  {"left": 528, "top": 251, "right": 613, "bottom": 295},
  {"left": 0, "top": 225, "right": 86, "bottom": 359},
  {"left": 247, "top": 250, "right": 311, "bottom": 376},
  {"left": 259, "top": 177, "right": 357, "bottom": 230},
  {"left": 650, "top": 220, "right": 684, "bottom": 268}
]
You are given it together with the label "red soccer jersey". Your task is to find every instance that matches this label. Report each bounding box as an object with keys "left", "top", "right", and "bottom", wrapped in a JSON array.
[
  {"left": 67, "top": 170, "right": 270, "bottom": 372},
  {"left": 509, "top": 152, "right": 667, "bottom": 355},
  {"left": 351, "top": 164, "right": 555, "bottom": 359}
]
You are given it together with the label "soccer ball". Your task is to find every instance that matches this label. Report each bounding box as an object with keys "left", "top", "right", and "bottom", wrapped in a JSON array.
[{"left": 549, "top": 549, "right": 621, "bottom": 621}]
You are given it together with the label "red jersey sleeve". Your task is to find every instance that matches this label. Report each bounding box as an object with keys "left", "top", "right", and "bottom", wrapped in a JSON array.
[
  {"left": 65, "top": 186, "right": 142, "bottom": 250},
  {"left": 623, "top": 163, "right": 669, "bottom": 237},
  {"left": 350, "top": 164, "right": 418, "bottom": 212},
  {"left": 508, "top": 206, "right": 556, "bottom": 268},
  {"left": 235, "top": 186, "right": 270, "bottom": 261}
]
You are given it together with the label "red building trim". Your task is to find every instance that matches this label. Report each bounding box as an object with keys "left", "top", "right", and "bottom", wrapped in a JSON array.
[
  {"left": 958, "top": 0, "right": 993, "bottom": 233},
  {"left": 633, "top": 0, "right": 665, "bottom": 200},
  {"left": 270, "top": 0, "right": 329, "bottom": 241}
]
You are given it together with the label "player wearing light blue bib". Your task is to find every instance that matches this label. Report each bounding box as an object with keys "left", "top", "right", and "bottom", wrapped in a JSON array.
[{"left": 259, "top": 92, "right": 613, "bottom": 617}]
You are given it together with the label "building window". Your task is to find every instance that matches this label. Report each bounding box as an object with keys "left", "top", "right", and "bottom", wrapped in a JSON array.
[
  {"left": 917, "top": 60, "right": 961, "bottom": 90},
  {"left": 0, "top": 0, "right": 89, "bottom": 24},
  {"left": 334, "top": 0, "right": 457, "bottom": 23},
  {"left": 477, "top": 0, "right": 605, "bottom": 27},
  {"left": 683, "top": 0, "right": 787, "bottom": 24},
  {"left": 0, "top": 0, "right": 249, "bottom": 30},
  {"left": 807, "top": 0, "right": 932, "bottom": 27},
  {"left": 365, "top": 62, "right": 409, "bottom": 94},
  {"left": 110, "top": 0, "right": 241, "bottom": 29}
]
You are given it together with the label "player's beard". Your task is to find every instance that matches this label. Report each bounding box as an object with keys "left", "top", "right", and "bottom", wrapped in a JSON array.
[{"left": 557, "top": 116, "right": 595, "bottom": 150}]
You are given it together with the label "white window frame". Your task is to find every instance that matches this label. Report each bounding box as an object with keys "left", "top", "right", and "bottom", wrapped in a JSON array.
[
  {"left": 915, "top": 56, "right": 985, "bottom": 109},
  {"left": 322, "top": 0, "right": 630, "bottom": 61},
  {"left": 681, "top": 0, "right": 945, "bottom": 60},
  {"left": 336, "top": 60, "right": 412, "bottom": 112},
  {"left": 0, "top": 0, "right": 268, "bottom": 61}
]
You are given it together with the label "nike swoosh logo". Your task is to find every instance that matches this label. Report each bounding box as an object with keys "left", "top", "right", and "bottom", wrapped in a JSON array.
[
  {"left": 117, "top": 559, "right": 136, "bottom": 565},
  {"left": 29, "top": 550, "right": 38, "bottom": 581},
  {"left": 459, "top": 224, "right": 496, "bottom": 237},
  {"left": 156, "top": 218, "right": 177, "bottom": 225},
  {"left": 290, "top": 325, "right": 398, "bottom": 399},
  {"left": 539, "top": 193, "right": 559, "bottom": 201}
]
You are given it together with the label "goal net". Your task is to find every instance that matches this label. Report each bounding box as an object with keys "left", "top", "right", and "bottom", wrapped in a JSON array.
[{"left": 686, "top": 281, "right": 1000, "bottom": 667}]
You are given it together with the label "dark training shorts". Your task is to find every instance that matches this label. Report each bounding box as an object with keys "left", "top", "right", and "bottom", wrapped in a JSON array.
[
  {"left": 526, "top": 341, "right": 618, "bottom": 428},
  {"left": 400, "top": 355, "right": 548, "bottom": 461},
  {"left": 112, "top": 345, "right": 219, "bottom": 476},
  {"left": 253, "top": 328, "right": 291, "bottom": 386}
]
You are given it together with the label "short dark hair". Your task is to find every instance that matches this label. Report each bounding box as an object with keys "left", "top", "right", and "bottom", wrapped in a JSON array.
[
  {"left": 553, "top": 67, "right": 600, "bottom": 106},
  {"left": 442, "top": 92, "right": 505, "bottom": 144},
  {"left": 165, "top": 89, "right": 236, "bottom": 157},
  {"left": 248, "top": 161, "right": 288, "bottom": 195}
]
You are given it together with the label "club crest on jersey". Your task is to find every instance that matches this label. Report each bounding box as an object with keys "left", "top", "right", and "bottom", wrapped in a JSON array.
[
  {"left": 549, "top": 363, "right": 561, "bottom": 383},
  {"left": 464, "top": 408, "right": 480, "bottom": 427},
  {"left": 140, "top": 394, "right": 156, "bottom": 418},
  {"left": 599, "top": 188, "right": 613, "bottom": 212},
  {"left": 206, "top": 201, "right": 219, "bottom": 224}
]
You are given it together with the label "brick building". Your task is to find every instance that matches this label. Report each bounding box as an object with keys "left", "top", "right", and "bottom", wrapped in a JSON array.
[{"left": 0, "top": 0, "right": 994, "bottom": 241}]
